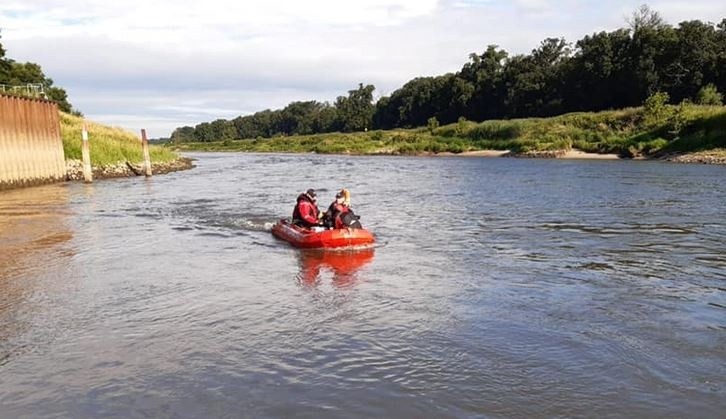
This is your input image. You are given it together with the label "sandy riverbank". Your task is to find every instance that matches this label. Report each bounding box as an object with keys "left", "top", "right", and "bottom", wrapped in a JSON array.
[
  {"left": 449, "top": 150, "right": 512, "bottom": 157},
  {"left": 457, "top": 148, "right": 725, "bottom": 163},
  {"left": 561, "top": 150, "right": 620, "bottom": 159},
  {"left": 441, "top": 149, "right": 621, "bottom": 159}
]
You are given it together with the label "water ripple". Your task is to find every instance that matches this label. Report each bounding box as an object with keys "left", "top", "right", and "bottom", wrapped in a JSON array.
[{"left": 1, "top": 155, "right": 725, "bottom": 417}]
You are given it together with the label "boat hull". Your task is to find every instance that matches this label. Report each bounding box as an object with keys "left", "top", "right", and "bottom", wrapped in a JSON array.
[{"left": 271, "top": 220, "right": 375, "bottom": 249}]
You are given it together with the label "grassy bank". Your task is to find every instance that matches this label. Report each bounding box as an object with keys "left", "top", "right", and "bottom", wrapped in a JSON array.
[
  {"left": 60, "top": 113, "right": 178, "bottom": 166},
  {"left": 172, "top": 104, "right": 726, "bottom": 158}
]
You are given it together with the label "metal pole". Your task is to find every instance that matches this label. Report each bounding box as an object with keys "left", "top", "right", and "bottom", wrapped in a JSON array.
[
  {"left": 141, "top": 129, "right": 152, "bottom": 177},
  {"left": 82, "top": 123, "right": 92, "bottom": 183}
]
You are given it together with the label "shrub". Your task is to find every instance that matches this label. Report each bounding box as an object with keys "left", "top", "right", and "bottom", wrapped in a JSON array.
[
  {"left": 456, "top": 116, "right": 467, "bottom": 136},
  {"left": 427, "top": 117, "right": 440, "bottom": 133},
  {"left": 369, "top": 130, "right": 384, "bottom": 141},
  {"left": 641, "top": 138, "right": 669, "bottom": 154},
  {"left": 468, "top": 121, "right": 522, "bottom": 140},
  {"left": 669, "top": 100, "right": 691, "bottom": 138},
  {"left": 397, "top": 143, "right": 417, "bottom": 155},
  {"left": 643, "top": 91, "right": 672, "bottom": 125},
  {"left": 432, "top": 124, "right": 457, "bottom": 137},
  {"left": 696, "top": 84, "right": 723, "bottom": 106}
]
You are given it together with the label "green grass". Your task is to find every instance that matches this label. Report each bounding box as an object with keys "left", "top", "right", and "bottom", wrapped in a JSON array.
[
  {"left": 171, "top": 104, "right": 726, "bottom": 157},
  {"left": 60, "top": 112, "right": 178, "bottom": 166}
]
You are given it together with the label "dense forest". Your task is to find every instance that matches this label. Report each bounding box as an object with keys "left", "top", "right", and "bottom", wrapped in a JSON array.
[
  {"left": 170, "top": 7, "right": 726, "bottom": 143},
  {"left": 0, "top": 32, "right": 76, "bottom": 114}
]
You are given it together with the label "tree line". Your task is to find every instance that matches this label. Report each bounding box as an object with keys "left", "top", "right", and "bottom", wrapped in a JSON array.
[
  {"left": 166, "top": 7, "right": 719, "bottom": 142},
  {"left": 171, "top": 83, "right": 376, "bottom": 142},
  {"left": 0, "top": 32, "right": 77, "bottom": 114}
]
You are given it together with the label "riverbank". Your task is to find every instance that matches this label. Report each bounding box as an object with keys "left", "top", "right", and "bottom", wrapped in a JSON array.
[
  {"left": 65, "top": 157, "right": 195, "bottom": 181},
  {"left": 60, "top": 112, "right": 195, "bottom": 182},
  {"left": 661, "top": 148, "right": 726, "bottom": 164}
]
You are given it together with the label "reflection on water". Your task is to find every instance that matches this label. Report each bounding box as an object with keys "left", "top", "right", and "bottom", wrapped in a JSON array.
[
  {"left": 295, "top": 248, "right": 375, "bottom": 287},
  {"left": 0, "top": 184, "right": 74, "bottom": 365},
  {"left": 0, "top": 184, "right": 72, "bottom": 252}
]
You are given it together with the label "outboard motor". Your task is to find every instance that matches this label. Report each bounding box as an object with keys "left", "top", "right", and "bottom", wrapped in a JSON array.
[{"left": 341, "top": 211, "right": 363, "bottom": 229}]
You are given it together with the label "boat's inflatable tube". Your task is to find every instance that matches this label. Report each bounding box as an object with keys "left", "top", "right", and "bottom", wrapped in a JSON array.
[{"left": 272, "top": 219, "right": 375, "bottom": 249}]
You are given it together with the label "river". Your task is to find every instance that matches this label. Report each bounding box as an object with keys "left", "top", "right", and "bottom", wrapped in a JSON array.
[{"left": 1, "top": 153, "right": 724, "bottom": 417}]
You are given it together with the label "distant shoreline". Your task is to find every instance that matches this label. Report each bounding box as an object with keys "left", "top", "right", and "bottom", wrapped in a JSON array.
[
  {"left": 178, "top": 147, "right": 726, "bottom": 164},
  {"left": 170, "top": 104, "right": 726, "bottom": 165}
]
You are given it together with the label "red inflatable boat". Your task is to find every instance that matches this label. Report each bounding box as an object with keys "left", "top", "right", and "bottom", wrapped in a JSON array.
[{"left": 271, "top": 219, "right": 375, "bottom": 249}]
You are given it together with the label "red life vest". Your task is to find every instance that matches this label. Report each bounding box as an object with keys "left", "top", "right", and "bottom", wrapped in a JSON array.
[
  {"left": 292, "top": 193, "right": 320, "bottom": 227},
  {"left": 326, "top": 201, "right": 350, "bottom": 229}
]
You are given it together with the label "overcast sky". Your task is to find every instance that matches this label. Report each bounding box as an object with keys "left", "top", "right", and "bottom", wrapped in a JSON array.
[{"left": 2, "top": 0, "right": 725, "bottom": 137}]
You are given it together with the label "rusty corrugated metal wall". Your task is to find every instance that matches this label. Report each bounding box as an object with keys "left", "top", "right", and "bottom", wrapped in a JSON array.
[{"left": 0, "top": 94, "right": 66, "bottom": 190}]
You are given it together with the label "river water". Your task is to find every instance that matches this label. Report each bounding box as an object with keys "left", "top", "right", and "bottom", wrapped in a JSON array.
[{"left": 1, "top": 153, "right": 724, "bottom": 417}]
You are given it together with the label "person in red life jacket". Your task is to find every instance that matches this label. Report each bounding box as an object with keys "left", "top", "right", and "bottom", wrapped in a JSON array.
[
  {"left": 324, "top": 189, "right": 363, "bottom": 229},
  {"left": 324, "top": 190, "right": 350, "bottom": 229},
  {"left": 292, "top": 188, "right": 322, "bottom": 228}
]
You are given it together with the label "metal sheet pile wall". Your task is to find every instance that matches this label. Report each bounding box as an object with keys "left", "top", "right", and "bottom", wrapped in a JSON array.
[{"left": 0, "top": 94, "right": 65, "bottom": 190}]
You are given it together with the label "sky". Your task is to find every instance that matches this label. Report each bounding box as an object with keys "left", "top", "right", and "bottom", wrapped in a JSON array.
[{"left": 2, "top": 0, "right": 726, "bottom": 138}]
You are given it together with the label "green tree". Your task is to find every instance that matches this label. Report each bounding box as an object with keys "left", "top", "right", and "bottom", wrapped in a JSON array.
[
  {"left": 459, "top": 45, "right": 508, "bottom": 120},
  {"left": 627, "top": 4, "right": 665, "bottom": 32},
  {"left": 278, "top": 101, "right": 335, "bottom": 135},
  {"left": 375, "top": 77, "right": 439, "bottom": 128},
  {"left": 208, "top": 118, "right": 236, "bottom": 140},
  {"left": 231, "top": 115, "right": 257, "bottom": 139},
  {"left": 565, "top": 29, "right": 631, "bottom": 110},
  {"left": 437, "top": 74, "right": 474, "bottom": 123},
  {"left": 665, "top": 20, "right": 719, "bottom": 101},
  {"left": 0, "top": 31, "right": 10, "bottom": 77},
  {"left": 372, "top": 96, "right": 395, "bottom": 129},
  {"left": 502, "top": 38, "right": 570, "bottom": 117},
  {"left": 250, "top": 110, "right": 277, "bottom": 137},
  {"left": 311, "top": 104, "right": 338, "bottom": 133},
  {"left": 626, "top": 6, "right": 675, "bottom": 102},
  {"left": 717, "top": 19, "right": 726, "bottom": 94},
  {"left": 232, "top": 109, "right": 280, "bottom": 138},
  {"left": 335, "top": 83, "right": 375, "bottom": 132},
  {"left": 194, "top": 122, "right": 215, "bottom": 142},
  {"left": 170, "top": 126, "right": 196, "bottom": 143},
  {"left": 373, "top": 74, "right": 472, "bottom": 128}
]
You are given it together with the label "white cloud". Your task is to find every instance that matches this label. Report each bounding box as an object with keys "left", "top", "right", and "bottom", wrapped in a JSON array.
[{"left": 2, "top": 0, "right": 725, "bottom": 137}]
